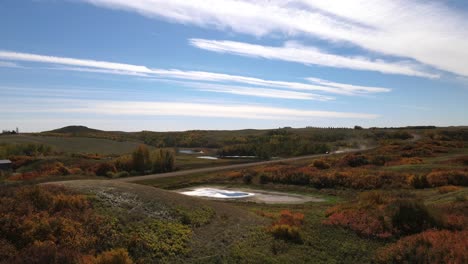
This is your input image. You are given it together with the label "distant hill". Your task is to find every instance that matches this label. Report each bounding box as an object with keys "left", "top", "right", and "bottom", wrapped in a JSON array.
[{"left": 44, "top": 125, "right": 102, "bottom": 134}]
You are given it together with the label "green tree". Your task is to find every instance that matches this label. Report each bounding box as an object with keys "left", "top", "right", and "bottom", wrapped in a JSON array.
[
  {"left": 152, "top": 149, "right": 175, "bottom": 173},
  {"left": 132, "top": 145, "right": 151, "bottom": 173}
]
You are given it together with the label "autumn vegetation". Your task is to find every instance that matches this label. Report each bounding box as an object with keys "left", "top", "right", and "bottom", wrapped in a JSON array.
[{"left": 1, "top": 126, "right": 467, "bottom": 263}]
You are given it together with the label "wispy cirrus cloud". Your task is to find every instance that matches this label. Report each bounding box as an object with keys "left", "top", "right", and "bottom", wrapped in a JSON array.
[
  {"left": 190, "top": 39, "right": 437, "bottom": 78},
  {"left": 174, "top": 81, "right": 334, "bottom": 101},
  {"left": 0, "top": 98, "right": 378, "bottom": 120},
  {"left": 80, "top": 0, "right": 468, "bottom": 77},
  {"left": 0, "top": 60, "right": 20, "bottom": 68},
  {"left": 0, "top": 50, "right": 390, "bottom": 97}
]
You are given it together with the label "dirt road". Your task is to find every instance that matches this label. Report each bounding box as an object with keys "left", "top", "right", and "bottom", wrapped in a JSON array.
[{"left": 115, "top": 147, "right": 374, "bottom": 183}]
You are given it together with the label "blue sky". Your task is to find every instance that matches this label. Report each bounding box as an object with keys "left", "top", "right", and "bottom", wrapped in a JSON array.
[{"left": 0, "top": 0, "right": 467, "bottom": 132}]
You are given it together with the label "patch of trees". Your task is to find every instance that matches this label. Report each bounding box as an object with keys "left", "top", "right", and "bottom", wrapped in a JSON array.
[
  {"left": 371, "top": 130, "right": 413, "bottom": 140},
  {"left": 104, "top": 145, "right": 175, "bottom": 177}
]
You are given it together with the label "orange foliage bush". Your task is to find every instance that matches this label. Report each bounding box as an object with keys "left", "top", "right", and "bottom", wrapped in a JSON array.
[
  {"left": 324, "top": 191, "right": 440, "bottom": 238},
  {"left": 93, "top": 162, "right": 117, "bottom": 177},
  {"left": 0, "top": 185, "right": 120, "bottom": 263},
  {"left": 224, "top": 171, "right": 242, "bottom": 179},
  {"left": 438, "top": 185, "right": 461, "bottom": 194},
  {"left": 268, "top": 210, "right": 304, "bottom": 242},
  {"left": 94, "top": 248, "right": 133, "bottom": 264},
  {"left": 426, "top": 170, "right": 468, "bottom": 187},
  {"left": 312, "top": 159, "right": 330, "bottom": 170},
  {"left": 375, "top": 230, "right": 468, "bottom": 264},
  {"left": 9, "top": 155, "right": 37, "bottom": 169},
  {"left": 386, "top": 157, "right": 423, "bottom": 166},
  {"left": 8, "top": 161, "right": 72, "bottom": 181}
]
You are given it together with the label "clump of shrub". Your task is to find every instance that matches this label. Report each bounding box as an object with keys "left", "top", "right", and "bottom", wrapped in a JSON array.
[
  {"left": 391, "top": 199, "right": 440, "bottom": 236},
  {"left": 177, "top": 206, "right": 215, "bottom": 227},
  {"left": 312, "top": 159, "right": 330, "bottom": 170},
  {"left": 95, "top": 162, "right": 117, "bottom": 177},
  {"left": 127, "top": 220, "right": 191, "bottom": 261},
  {"left": 8, "top": 161, "right": 72, "bottom": 181},
  {"left": 426, "top": 170, "right": 468, "bottom": 187},
  {"left": 438, "top": 185, "right": 461, "bottom": 194},
  {"left": 410, "top": 175, "right": 430, "bottom": 189},
  {"left": 324, "top": 191, "right": 441, "bottom": 238},
  {"left": 94, "top": 248, "right": 134, "bottom": 264},
  {"left": 0, "top": 185, "right": 120, "bottom": 262},
  {"left": 375, "top": 230, "right": 468, "bottom": 264},
  {"left": 268, "top": 210, "right": 304, "bottom": 243},
  {"left": 341, "top": 154, "right": 369, "bottom": 167},
  {"left": 242, "top": 172, "right": 254, "bottom": 184}
]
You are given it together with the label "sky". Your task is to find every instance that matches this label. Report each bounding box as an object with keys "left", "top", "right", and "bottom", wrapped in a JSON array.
[{"left": 0, "top": 0, "right": 467, "bottom": 132}]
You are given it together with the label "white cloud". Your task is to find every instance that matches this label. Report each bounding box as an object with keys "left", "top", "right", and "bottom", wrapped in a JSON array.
[
  {"left": 0, "top": 50, "right": 151, "bottom": 73},
  {"left": 0, "top": 50, "right": 390, "bottom": 96},
  {"left": 178, "top": 82, "right": 334, "bottom": 101},
  {"left": 305, "top": 77, "right": 390, "bottom": 94},
  {"left": 0, "top": 98, "right": 378, "bottom": 120},
  {"left": 80, "top": 0, "right": 468, "bottom": 77},
  {"left": 0, "top": 61, "right": 20, "bottom": 68},
  {"left": 190, "top": 39, "right": 437, "bottom": 78}
]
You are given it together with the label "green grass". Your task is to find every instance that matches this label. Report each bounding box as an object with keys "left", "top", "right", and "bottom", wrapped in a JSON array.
[
  {"left": 412, "top": 187, "right": 468, "bottom": 205},
  {"left": 0, "top": 134, "right": 146, "bottom": 154},
  {"left": 221, "top": 201, "right": 386, "bottom": 264}
]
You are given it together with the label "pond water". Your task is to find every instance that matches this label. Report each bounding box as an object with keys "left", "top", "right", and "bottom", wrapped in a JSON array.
[
  {"left": 179, "top": 149, "right": 203, "bottom": 154},
  {"left": 178, "top": 186, "right": 325, "bottom": 204},
  {"left": 181, "top": 188, "right": 254, "bottom": 199},
  {"left": 223, "top": 155, "right": 257, "bottom": 158},
  {"left": 197, "top": 156, "right": 219, "bottom": 160}
]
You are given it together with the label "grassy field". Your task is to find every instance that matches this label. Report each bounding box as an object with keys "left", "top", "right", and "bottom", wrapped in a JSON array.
[{"left": 0, "top": 134, "right": 145, "bottom": 154}]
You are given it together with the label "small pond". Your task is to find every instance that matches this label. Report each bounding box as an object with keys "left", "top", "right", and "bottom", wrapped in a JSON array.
[
  {"left": 178, "top": 186, "right": 325, "bottom": 204},
  {"left": 179, "top": 149, "right": 203, "bottom": 154},
  {"left": 181, "top": 188, "right": 254, "bottom": 199},
  {"left": 197, "top": 156, "right": 219, "bottom": 160}
]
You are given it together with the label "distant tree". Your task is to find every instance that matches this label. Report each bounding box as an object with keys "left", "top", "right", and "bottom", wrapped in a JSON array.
[
  {"left": 354, "top": 125, "right": 363, "bottom": 130},
  {"left": 132, "top": 145, "right": 151, "bottom": 173},
  {"left": 151, "top": 149, "right": 175, "bottom": 173}
]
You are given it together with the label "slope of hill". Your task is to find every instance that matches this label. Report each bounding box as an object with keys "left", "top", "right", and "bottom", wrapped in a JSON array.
[{"left": 45, "top": 125, "right": 103, "bottom": 134}]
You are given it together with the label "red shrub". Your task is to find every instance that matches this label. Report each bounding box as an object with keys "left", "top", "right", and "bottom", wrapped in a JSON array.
[
  {"left": 268, "top": 210, "right": 304, "bottom": 242},
  {"left": 427, "top": 170, "right": 468, "bottom": 187},
  {"left": 376, "top": 230, "right": 468, "bottom": 264}
]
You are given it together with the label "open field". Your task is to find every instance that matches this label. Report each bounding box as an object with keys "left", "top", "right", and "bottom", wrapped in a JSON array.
[{"left": 0, "top": 134, "right": 145, "bottom": 155}]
